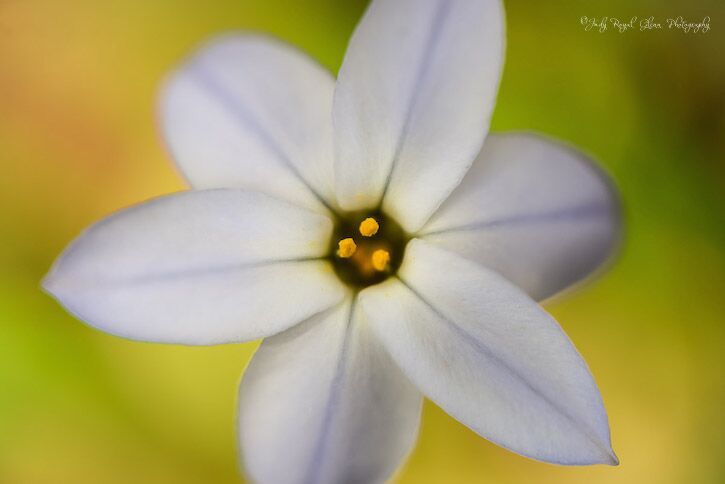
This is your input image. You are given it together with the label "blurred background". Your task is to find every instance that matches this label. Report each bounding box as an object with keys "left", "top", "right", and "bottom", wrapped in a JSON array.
[{"left": 1, "top": 0, "right": 723, "bottom": 482}]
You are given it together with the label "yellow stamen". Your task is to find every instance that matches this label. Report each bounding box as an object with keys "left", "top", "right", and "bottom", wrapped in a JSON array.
[
  {"left": 371, "top": 249, "right": 391, "bottom": 271},
  {"left": 337, "top": 238, "right": 357, "bottom": 258},
  {"left": 359, "top": 217, "right": 379, "bottom": 237}
]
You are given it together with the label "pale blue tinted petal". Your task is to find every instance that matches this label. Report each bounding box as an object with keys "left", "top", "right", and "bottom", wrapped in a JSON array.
[
  {"left": 333, "top": 0, "right": 504, "bottom": 231},
  {"left": 44, "top": 189, "right": 344, "bottom": 344},
  {"left": 160, "top": 34, "right": 337, "bottom": 213},
  {"left": 421, "top": 132, "right": 621, "bottom": 301},
  {"left": 239, "top": 298, "right": 422, "bottom": 484},
  {"left": 360, "top": 239, "right": 617, "bottom": 465}
]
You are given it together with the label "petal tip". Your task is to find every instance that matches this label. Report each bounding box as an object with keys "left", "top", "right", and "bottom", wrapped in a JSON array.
[
  {"left": 584, "top": 442, "right": 619, "bottom": 466},
  {"left": 40, "top": 268, "right": 61, "bottom": 298},
  {"left": 605, "top": 448, "right": 620, "bottom": 466},
  {"left": 41, "top": 264, "right": 77, "bottom": 313}
]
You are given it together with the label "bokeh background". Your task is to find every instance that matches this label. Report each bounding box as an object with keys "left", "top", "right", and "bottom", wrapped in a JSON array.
[{"left": 1, "top": 0, "right": 723, "bottom": 482}]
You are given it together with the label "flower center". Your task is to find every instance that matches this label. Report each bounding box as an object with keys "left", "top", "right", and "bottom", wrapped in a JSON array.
[{"left": 329, "top": 210, "right": 409, "bottom": 288}]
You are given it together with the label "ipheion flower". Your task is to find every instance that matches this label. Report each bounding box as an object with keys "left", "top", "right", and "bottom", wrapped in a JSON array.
[{"left": 44, "top": 0, "right": 621, "bottom": 482}]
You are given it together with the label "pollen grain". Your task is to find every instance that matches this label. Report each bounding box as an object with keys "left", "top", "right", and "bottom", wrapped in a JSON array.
[
  {"left": 359, "top": 217, "right": 380, "bottom": 237},
  {"left": 371, "top": 249, "right": 391, "bottom": 271},
  {"left": 337, "top": 238, "right": 357, "bottom": 258}
]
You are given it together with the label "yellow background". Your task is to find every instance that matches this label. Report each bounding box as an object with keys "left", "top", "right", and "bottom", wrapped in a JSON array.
[{"left": 1, "top": 0, "right": 723, "bottom": 482}]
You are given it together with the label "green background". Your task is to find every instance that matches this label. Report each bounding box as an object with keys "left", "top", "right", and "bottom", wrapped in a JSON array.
[{"left": 1, "top": 0, "right": 723, "bottom": 482}]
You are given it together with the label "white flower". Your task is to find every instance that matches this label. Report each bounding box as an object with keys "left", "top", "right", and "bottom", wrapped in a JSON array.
[{"left": 43, "top": 0, "right": 621, "bottom": 482}]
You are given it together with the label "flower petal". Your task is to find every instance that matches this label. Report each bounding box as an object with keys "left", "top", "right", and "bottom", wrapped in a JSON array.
[
  {"left": 160, "top": 34, "right": 337, "bottom": 214},
  {"left": 239, "top": 298, "right": 422, "bottom": 484},
  {"left": 43, "top": 189, "right": 344, "bottom": 345},
  {"left": 420, "top": 132, "right": 621, "bottom": 302},
  {"left": 359, "top": 239, "right": 617, "bottom": 466},
  {"left": 333, "top": 0, "right": 504, "bottom": 231}
]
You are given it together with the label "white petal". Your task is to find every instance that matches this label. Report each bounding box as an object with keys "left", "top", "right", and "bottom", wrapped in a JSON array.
[
  {"left": 420, "top": 132, "right": 621, "bottom": 301},
  {"left": 333, "top": 0, "right": 504, "bottom": 231},
  {"left": 160, "top": 34, "right": 337, "bottom": 214},
  {"left": 239, "top": 298, "right": 422, "bottom": 484},
  {"left": 43, "top": 189, "right": 344, "bottom": 345},
  {"left": 359, "top": 239, "right": 617, "bottom": 466}
]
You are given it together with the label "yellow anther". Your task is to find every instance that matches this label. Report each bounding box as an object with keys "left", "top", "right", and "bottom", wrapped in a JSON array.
[
  {"left": 337, "top": 238, "right": 357, "bottom": 258},
  {"left": 359, "top": 217, "right": 380, "bottom": 237},
  {"left": 371, "top": 249, "right": 391, "bottom": 271}
]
